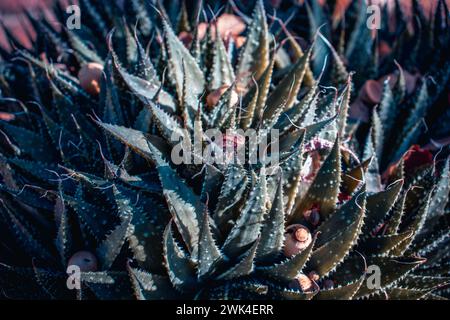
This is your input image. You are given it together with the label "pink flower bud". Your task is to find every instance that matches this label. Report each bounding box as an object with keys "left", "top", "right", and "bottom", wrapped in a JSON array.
[{"left": 206, "top": 85, "right": 239, "bottom": 110}]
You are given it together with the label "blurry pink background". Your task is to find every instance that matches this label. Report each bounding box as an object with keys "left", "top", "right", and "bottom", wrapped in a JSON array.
[{"left": 0, "top": 0, "right": 55, "bottom": 50}]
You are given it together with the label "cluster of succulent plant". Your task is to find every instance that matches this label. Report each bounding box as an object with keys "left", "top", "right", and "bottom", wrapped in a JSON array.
[{"left": 0, "top": 0, "right": 449, "bottom": 300}]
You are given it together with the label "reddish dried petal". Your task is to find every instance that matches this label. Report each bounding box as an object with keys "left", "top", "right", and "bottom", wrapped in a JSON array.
[
  {"left": 78, "top": 62, "right": 103, "bottom": 96},
  {"left": 0, "top": 0, "right": 51, "bottom": 13},
  {"left": 0, "top": 112, "right": 15, "bottom": 121},
  {"left": 338, "top": 192, "right": 352, "bottom": 203},
  {"left": 360, "top": 79, "right": 383, "bottom": 105},
  {"left": 216, "top": 13, "right": 246, "bottom": 38},
  {"left": 378, "top": 70, "right": 420, "bottom": 95},
  {"left": 331, "top": 0, "right": 352, "bottom": 25},
  {"left": 403, "top": 145, "right": 433, "bottom": 175},
  {"left": 206, "top": 85, "right": 239, "bottom": 110},
  {"left": 178, "top": 31, "right": 193, "bottom": 47},
  {"left": 233, "top": 35, "right": 246, "bottom": 49},
  {"left": 304, "top": 137, "right": 334, "bottom": 153},
  {"left": 378, "top": 40, "right": 392, "bottom": 57},
  {"left": 197, "top": 22, "right": 209, "bottom": 41}
]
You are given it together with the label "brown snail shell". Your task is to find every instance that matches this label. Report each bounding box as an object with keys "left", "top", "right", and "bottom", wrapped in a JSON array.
[
  {"left": 284, "top": 224, "right": 312, "bottom": 257},
  {"left": 67, "top": 251, "right": 98, "bottom": 272}
]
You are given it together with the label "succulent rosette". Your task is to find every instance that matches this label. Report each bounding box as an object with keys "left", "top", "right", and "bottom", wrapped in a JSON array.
[{"left": 0, "top": 0, "right": 449, "bottom": 300}]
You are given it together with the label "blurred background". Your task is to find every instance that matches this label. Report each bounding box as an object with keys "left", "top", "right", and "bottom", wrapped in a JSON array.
[
  {"left": 0, "top": 0, "right": 446, "bottom": 51},
  {"left": 0, "top": 0, "right": 54, "bottom": 50}
]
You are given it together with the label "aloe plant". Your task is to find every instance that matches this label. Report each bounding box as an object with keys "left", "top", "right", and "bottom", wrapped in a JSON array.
[{"left": 0, "top": 0, "right": 449, "bottom": 300}]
